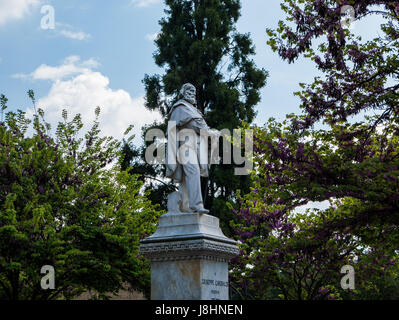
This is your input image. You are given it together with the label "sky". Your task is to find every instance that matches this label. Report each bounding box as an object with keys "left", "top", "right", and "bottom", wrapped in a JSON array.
[{"left": 0, "top": 0, "right": 384, "bottom": 143}]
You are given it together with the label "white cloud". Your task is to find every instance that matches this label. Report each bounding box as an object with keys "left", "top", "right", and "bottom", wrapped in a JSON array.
[
  {"left": 0, "top": 1, "right": 91, "bottom": 40},
  {"left": 11, "top": 73, "right": 29, "bottom": 80},
  {"left": 131, "top": 0, "right": 160, "bottom": 8},
  {"left": 54, "top": 22, "right": 92, "bottom": 41},
  {"left": 59, "top": 29, "right": 91, "bottom": 41},
  {"left": 80, "top": 58, "right": 100, "bottom": 68},
  {"left": 13, "top": 56, "right": 97, "bottom": 81},
  {"left": 22, "top": 56, "right": 161, "bottom": 142},
  {"left": 145, "top": 32, "right": 160, "bottom": 42},
  {"left": 0, "top": 0, "right": 41, "bottom": 27}
]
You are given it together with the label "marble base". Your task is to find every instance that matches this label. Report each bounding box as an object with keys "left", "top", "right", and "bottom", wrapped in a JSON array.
[{"left": 139, "top": 212, "right": 239, "bottom": 300}]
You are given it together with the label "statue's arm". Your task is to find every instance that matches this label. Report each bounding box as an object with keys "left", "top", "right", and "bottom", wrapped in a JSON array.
[
  {"left": 170, "top": 104, "right": 219, "bottom": 136},
  {"left": 170, "top": 106, "right": 196, "bottom": 128},
  {"left": 187, "top": 119, "right": 221, "bottom": 138},
  {"left": 185, "top": 118, "right": 209, "bottom": 134}
]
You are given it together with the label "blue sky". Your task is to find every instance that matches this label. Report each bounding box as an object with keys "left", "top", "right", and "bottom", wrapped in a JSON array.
[{"left": 0, "top": 0, "right": 383, "bottom": 141}]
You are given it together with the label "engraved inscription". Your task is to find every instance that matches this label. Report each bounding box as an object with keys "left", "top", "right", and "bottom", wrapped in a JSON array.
[
  {"left": 201, "top": 279, "right": 228, "bottom": 287},
  {"left": 215, "top": 280, "right": 229, "bottom": 287},
  {"left": 202, "top": 279, "right": 214, "bottom": 285},
  {"left": 202, "top": 279, "right": 225, "bottom": 300}
]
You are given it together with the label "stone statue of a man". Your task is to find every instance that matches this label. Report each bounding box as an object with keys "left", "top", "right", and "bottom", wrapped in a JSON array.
[{"left": 166, "top": 83, "right": 219, "bottom": 214}]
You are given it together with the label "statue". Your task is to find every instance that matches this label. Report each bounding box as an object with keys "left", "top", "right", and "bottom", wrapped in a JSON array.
[
  {"left": 166, "top": 83, "right": 220, "bottom": 214},
  {"left": 141, "top": 83, "right": 238, "bottom": 300}
]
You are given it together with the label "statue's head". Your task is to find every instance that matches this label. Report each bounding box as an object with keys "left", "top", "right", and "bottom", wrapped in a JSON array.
[{"left": 179, "top": 83, "right": 197, "bottom": 106}]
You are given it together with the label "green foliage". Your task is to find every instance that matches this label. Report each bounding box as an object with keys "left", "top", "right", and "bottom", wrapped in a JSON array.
[
  {"left": 231, "top": 0, "right": 399, "bottom": 300},
  {"left": 0, "top": 94, "right": 162, "bottom": 300},
  {"left": 230, "top": 115, "right": 399, "bottom": 299}
]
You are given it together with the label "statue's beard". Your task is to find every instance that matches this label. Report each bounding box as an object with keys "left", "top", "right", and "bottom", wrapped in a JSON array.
[{"left": 184, "top": 95, "right": 197, "bottom": 106}]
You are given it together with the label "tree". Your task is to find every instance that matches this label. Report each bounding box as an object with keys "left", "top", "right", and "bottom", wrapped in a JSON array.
[
  {"left": 0, "top": 92, "right": 161, "bottom": 300},
  {"left": 230, "top": 0, "right": 399, "bottom": 299},
  {"left": 231, "top": 186, "right": 398, "bottom": 300},
  {"left": 122, "top": 0, "right": 267, "bottom": 235},
  {"left": 265, "top": 0, "right": 399, "bottom": 244}
]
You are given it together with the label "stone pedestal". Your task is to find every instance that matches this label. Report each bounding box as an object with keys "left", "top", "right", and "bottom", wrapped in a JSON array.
[{"left": 139, "top": 212, "right": 239, "bottom": 300}]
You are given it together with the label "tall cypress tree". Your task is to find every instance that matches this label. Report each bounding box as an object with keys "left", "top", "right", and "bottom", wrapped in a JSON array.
[{"left": 123, "top": 0, "right": 267, "bottom": 235}]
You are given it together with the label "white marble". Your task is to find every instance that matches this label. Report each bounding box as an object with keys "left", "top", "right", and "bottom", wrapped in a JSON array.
[
  {"left": 165, "top": 83, "right": 220, "bottom": 214},
  {"left": 150, "top": 259, "right": 230, "bottom": 300},
  {"left": 144, "top": 212, "right": 231, "bottom": 242},
  {"left": 140, "top": 84, "right": 237, "bottom": 300},
  {"left": 140, "top": 213, "right": 238, "bottom": 300}
]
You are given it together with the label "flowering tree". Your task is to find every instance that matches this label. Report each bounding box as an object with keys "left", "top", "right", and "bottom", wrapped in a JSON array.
[
  {"left": 231, "top": 0, "right": 399, "bottom": 300},
  {"left": 0, "top": 93, "right": 161, "bottom": 300},
  {"left": 231, "top": 184, "right": 398, "bottom": 300}
]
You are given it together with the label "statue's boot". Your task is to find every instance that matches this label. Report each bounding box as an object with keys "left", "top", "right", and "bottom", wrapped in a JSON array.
[{"left": 191, "top": 206, "right": 209, "bottom": 214}]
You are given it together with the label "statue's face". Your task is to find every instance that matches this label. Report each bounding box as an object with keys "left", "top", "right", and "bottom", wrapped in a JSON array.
[{"left": 183, "top": 86, "right": 197, "bottom": 105}]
